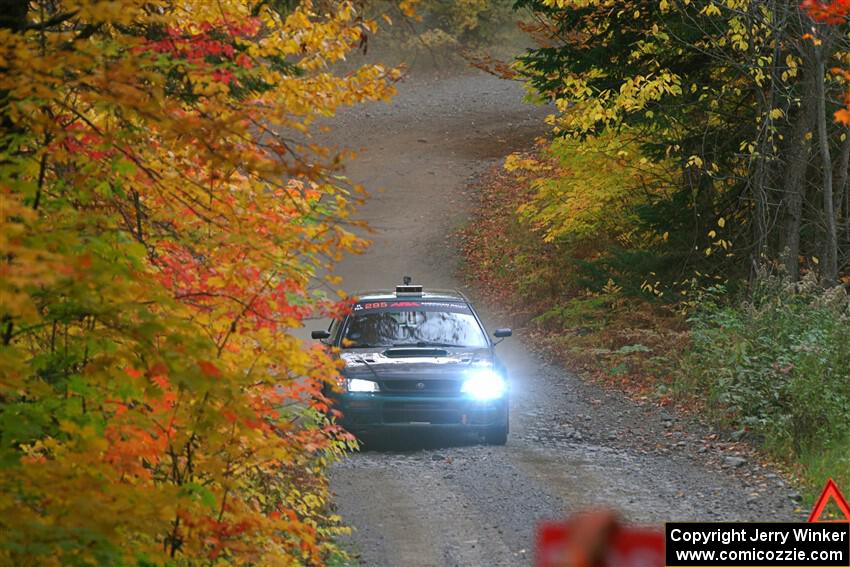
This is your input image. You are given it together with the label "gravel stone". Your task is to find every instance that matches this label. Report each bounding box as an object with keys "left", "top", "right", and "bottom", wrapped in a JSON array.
[{"left": 724, "top": 456, "right": 748, "bottom": 468}]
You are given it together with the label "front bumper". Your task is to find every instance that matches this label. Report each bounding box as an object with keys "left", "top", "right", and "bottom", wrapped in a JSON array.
[{"left": 336, "top": 393, "right": 508, "bottom": 433}]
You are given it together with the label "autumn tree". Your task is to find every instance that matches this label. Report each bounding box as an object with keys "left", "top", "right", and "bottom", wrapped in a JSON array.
[
  {"left": 0, "top": 0, "right": 399, "bottom": 564},
  {"left": 515, "top": 0, "right": 850, "bottom": 286}
]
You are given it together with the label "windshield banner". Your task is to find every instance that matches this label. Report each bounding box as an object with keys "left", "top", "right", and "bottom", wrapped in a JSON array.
[{"left": 353, "top": 301, "right": 472, "bottom": 313}]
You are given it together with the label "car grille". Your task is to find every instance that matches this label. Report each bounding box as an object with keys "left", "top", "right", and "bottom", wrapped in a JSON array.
[
  {"left": 382, "top": 401, "right": 462, "bottom": 424},
  {"left": 380, "top": 379, "right": 462, "bottom": 395}
]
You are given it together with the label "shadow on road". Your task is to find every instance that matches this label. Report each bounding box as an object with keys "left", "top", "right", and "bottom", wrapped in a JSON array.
[{"left": 355, "top": 430, "right": 488, "bottom": 452}]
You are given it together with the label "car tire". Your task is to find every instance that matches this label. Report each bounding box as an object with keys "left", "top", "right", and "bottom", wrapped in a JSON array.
[{"left": 484, "top": 423, "right": 508, "bottom": 445}]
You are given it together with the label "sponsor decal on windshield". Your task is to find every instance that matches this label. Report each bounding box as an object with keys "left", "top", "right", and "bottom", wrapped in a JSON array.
[{"left": 353, "top": 300, "right": 470, "bottom": 313}]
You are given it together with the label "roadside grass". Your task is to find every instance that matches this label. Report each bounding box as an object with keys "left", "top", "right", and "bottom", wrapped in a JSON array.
[
  {"left": 460, "top": 149, "right": 850, "bottom": 500},
  {"left": 677, "top": 275, "right": 850, "bottom": 497},
  {"left": 801, "top": 442, "right": 850, "bottom": 510}
]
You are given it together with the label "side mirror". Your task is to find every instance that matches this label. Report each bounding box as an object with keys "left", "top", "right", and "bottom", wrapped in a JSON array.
[
  {"left": 494, "top": 328, "right": 512, "bottom": 338},
  {"left": 311, "top": 330, "right": 331, "bottom": 340}
]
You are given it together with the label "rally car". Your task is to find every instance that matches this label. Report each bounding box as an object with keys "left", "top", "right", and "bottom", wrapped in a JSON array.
[{"left": 311, "top": 279, "right": 512, "bottom": 445}]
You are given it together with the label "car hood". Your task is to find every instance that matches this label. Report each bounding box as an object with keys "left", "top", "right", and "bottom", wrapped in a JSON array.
[{"left": 340, "top": 347, "right": 494, "bottom": 378}]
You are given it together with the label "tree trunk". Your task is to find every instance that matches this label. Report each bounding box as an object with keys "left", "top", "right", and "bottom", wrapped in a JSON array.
[
  {"left": 781, "top": 73, "right": 817, "bottom": 280},
  {"left": 815, "top": 51, "right": 839, "bottom": 285},
  {"left": 752, "top": 88, "right": 775, "bottom": 280},
  {"left": 836, "top": 127, "right": 850, "bottom": 241}
]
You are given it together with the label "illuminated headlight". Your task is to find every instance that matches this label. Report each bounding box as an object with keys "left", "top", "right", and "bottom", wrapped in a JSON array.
[
  {"left": 346, "top": 378, "right": 379, "bottom": 393},
  {"left": 461, "top": 370, "right": 506, "bottom": 401}
]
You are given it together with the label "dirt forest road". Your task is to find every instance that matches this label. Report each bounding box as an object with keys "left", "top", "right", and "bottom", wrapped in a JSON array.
[{"left": 320, "top": 67, "right": 802, "bottom": 567}]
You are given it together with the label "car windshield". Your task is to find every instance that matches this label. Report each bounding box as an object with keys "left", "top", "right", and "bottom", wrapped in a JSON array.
[{"left": 341, "top": 300, "right": 488, "bottom": 349}]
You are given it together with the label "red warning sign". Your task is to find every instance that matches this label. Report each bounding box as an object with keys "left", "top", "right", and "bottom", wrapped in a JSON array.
[{"left": 808, "top": 478, "right": 850, "bottom": 523}]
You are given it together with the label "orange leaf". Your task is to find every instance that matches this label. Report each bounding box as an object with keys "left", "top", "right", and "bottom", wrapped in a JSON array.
[{"left": 198, "top": 360, "right": 221, "bottom": 377}]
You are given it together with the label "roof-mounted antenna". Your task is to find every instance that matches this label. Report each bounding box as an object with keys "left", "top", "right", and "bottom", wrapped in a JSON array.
[{"left": 403, "top": 275, "right": 412, "bottom": 285}]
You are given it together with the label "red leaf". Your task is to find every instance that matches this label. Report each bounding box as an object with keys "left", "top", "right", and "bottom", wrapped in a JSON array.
[{"left": 198, "top": 360, "right": 221, "bottom": 377}]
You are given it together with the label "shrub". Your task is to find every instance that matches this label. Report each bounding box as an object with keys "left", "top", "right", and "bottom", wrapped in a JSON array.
[{"left": 679, "top": 274, "right": 850, "bottom": 485}]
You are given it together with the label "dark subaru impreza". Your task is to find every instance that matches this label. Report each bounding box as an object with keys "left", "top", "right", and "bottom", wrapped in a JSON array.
[{"left": 312, "top": 281, "right": 511, "bottom": 444}]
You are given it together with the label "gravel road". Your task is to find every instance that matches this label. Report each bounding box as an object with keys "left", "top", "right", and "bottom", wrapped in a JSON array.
[{"left": 319, "top": 67, "right": 804, "bottom": 567}]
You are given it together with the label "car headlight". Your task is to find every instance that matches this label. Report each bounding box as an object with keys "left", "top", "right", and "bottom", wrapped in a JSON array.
[
  {"left": 461, "top": 369, "right": 506, "bottom": 401},
  {"left": 346, "top": 378, "right": 379, "bottom": 393}
]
